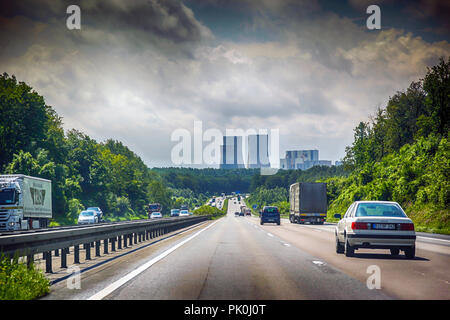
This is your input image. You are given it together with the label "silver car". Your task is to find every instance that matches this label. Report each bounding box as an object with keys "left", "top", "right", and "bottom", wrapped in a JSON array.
[
  {"left": 335, "top": 201, "right": 416, "bottom": 258},
  {"left": 77, "top": 210, "right": 98, "bottom": 224},
  {"left": 150, "top": 212, "right": 162, "bottom": 219}
]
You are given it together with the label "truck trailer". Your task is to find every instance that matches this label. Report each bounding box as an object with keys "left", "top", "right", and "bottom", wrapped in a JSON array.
[
  {"left": 0, "top": 174, "right": 52, "bottom": 231},
  {"left": 289, "top": 182, "right": 327, "bottom": 225}
]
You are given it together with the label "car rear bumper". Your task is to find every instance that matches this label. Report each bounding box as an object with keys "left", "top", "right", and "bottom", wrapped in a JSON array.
[{"left": 348, "top": 234, "right": 416, "bottom": 248}]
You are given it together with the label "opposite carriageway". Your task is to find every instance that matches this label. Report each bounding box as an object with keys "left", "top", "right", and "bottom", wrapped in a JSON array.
[{"left": 0, "top": 216, "right": 210, "bottom": 273}]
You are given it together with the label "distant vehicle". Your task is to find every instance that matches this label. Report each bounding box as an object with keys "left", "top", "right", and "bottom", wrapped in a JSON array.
[
  {"left": 170, "top": 209, "right": 180, "bottom": 217},
  {"left": 334, "top": 201, "right": 416, "bottom": 258},
  {"left": 211, "top": 202, "right": 216, "bottom": 207},
  {"left": 245, "top": 208, "right": 251, "bottom": 216},
  {"left": 78, "top": 210, "right": 98, "bottom": 224},
  {"left": 289, "top": 182, "right": 327, "bottom": 225},
  {"left": 179, "top": 210, "right": 189, "bottom": 217},
  {"left": 239, "top": 211, "right": 244, "bottom": 217},
  {"left": 147, "top": 203, "right": 162, "bottom": 219},
  {"left": 0, "top": 174, "right": 52, "bottom": 230},
  {"left": 188, "top": 212, "right": 193, "bottom": 215},
  {"left": 86, "top": 207, "right": 103, "bottom": 222},
  {"left": 234, "top": 211, "right": 240, "bottom": 217},
  {"left": 180, "top": 204, "right": 188, "bottom": 211},
  {"left": 150, "top": 212, "right": 162, "bottom": 219},
  {"left": 260, "top": 206, "right": 280, "bottom": 225}
]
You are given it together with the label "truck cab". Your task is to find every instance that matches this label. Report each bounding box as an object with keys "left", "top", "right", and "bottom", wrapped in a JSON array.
[{"left": 0, "top": 184, "right": 21, "bottom": 230}]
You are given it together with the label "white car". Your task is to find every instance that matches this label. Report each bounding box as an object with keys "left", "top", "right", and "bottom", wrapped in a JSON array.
[
  {"left": 150, "top": 212, "right": 162, "bottom": 219},
  {"left": 77, "top": 210, "right": 98, "bottom": 224},
  {"left": 179, "top": 210, "right": 189, "bottom": 217},
  {"left": 335, "top": 201, "right": 416, "bottom": 258}
]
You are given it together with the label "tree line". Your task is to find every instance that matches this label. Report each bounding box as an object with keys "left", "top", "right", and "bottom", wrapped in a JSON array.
[
  {"left": 326, "top": 57, "right": 449, "bottom": 233},
  {"left": 0, "top": 73, "right": 171, "bottom": 223}
]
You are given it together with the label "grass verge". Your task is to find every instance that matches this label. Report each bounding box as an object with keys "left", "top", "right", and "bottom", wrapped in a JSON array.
[{"left": 0, "top": 255, "right": 50, "bottom": 300}]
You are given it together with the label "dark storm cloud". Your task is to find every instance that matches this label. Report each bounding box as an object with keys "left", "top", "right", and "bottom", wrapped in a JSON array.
[
  {"left": 405, "top": 0, "right": 450, "bottom": 35},
  {"left": 0, "top": 0, "right": 211, "bottom": 43}
]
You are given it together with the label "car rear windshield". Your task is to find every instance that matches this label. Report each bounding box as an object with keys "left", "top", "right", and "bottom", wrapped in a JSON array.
[
  {"left": 80, "top": 211, "right": 94, "bottom": 216},
  {"left": 264, "top": 207, "right": 279, "bottom": 213},
  {"left": 355, "top": 203, "right": 406, "bottom": 217}
]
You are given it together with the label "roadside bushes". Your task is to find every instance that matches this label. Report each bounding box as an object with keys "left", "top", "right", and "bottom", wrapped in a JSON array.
[
  {"left": 0, "top": 255, "right": 49, "bottom": 300},
  {"left": 194, "top": 199, "right": 228, "bottom": 220},
  {"left": 326, "top": 136, "right": 450, "bottom": 233}
]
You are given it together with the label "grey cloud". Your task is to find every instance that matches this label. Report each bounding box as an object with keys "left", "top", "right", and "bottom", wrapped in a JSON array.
[{"left": 0, "top": 0, "right": 212, "bottom": 43}]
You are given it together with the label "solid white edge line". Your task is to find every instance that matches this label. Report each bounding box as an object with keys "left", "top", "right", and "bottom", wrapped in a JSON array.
[
  {"left": 88, "top": 219, "right": 220, "bottom": 300},
  {"left": 417, "top": 236, "right": 450, "bottom": 243}
]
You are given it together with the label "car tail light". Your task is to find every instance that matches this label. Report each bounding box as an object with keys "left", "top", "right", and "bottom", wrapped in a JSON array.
[
  {"left": 399, "top": 223, "right": 414, "bottom": 231},
  {"left": 351, "top": 222, "right": 369, "bottom": 230}
]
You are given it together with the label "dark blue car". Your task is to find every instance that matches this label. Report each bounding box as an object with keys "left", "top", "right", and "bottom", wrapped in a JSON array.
[{"left": 260, "top": 206, "right": 280, "bottom": 225}]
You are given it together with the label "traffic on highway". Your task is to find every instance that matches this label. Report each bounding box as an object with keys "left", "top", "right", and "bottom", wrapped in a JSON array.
[
  {"left": 0, "top": 2, "right": 449, "bottom": 314},
  {"left": 27, "top": 190, "right": 447, "bottom": 302}
]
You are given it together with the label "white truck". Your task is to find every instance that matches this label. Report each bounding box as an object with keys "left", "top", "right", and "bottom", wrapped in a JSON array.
[{"left": 0, "top": 175, "right": 52, "bottom": 231}]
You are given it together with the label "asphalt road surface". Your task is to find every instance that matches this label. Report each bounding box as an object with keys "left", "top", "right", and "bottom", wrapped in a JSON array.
[{"left": 45, "top": 198, "right": 449, "bottom": 300}]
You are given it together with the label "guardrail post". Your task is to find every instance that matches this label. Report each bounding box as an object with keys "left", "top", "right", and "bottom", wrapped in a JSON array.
[
  {"left": 123, "top": 235, "right": 127, "bottom": 248},
  {"left": 74, "top": 245, "right": 80, "bottom": 263},
  {"left": 95, "top": 241, "right": 101, "bottom": 257},
  {"left": 85, "top": 243, "right": 91, "bottom": 260},
  {"left": 55, "top": 248, "right": 59, "bottom": 257},
  {"left": 103, "top": 239, "right": 109, "bottom": 254},
  {"left": 44, "top": 251, "right": 52, "bottom": 273},
  {"left": 61, "top": 248, "right": 67, "bottom": 268},
  {"left": 27, "top": 254, "right": 34, "bottom": 268},
  {"left": 111, "top": 238, "right": 116, "bottom": 251},
  {"left": 118, "top": 236, "right": 122, "bottom": 249}
]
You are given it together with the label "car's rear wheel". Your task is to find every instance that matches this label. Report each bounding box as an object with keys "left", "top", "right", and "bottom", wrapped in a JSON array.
[
  {"left": 390, "top": 248, "right": 400, "bottom": 256},
  {"left": 260, "top": 220, "right": 264, "bottom": 225},
  {"left": 336, "top": 235, "right": 344, "bottom": 254},
  {"left": 277, "top": 220, "right": 280, "bottom": 225},
  {"left": 344, "top": 235, "right": 354, "bottom": 257},
  {"left": 405, "top": 246, "right": 415, "bottom": 259}
]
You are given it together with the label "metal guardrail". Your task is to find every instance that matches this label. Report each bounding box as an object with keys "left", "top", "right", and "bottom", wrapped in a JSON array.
[{"left": 0, "top": 216, "right": 210, "bottom": 273}]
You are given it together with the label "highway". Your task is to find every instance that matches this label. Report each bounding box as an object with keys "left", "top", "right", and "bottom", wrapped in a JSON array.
[{"left": 44, "top": 197, "right": 449, "bottom": 300}]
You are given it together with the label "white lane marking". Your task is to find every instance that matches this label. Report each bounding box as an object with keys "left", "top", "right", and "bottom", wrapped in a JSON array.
[
  {"left": 312, "top": 261, "right": 325, "bottom": 266},
  {"left": 283, "top": 243, "right": 291, "bottom": 247},
  {"left": 295, "top": 224, "right": 335, "bottom": 233},
  {"left": 417, "top": 236, "right": 450, "bottom": 243},
  {"left": 267, "top": 233, "right": 274, "bottom": 237},
  {"left": 88, "top": 220, "right": 220, "bottom": 300}
]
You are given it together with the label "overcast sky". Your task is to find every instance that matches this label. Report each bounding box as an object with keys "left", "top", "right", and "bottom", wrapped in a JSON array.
[{"left": 1, "top": 0, "right": 449, "bottom": 167}]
